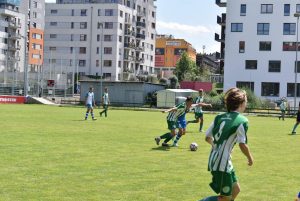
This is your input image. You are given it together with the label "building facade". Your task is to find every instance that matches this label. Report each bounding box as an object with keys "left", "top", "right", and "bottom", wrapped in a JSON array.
[
  {"left": 44, "top": 0, "right": 156, "bottom": 81},
  {"left": 0, "top": 0, "right": 26, "bottom": 81},
  {"left": 155, "top": 34, "right": 196, "bottom": 78},
  {"left": 218, "top": 0, "right": 300, "bottom": 103}
]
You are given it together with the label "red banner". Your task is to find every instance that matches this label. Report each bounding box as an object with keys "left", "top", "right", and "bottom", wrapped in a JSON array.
[{"left": 0, "top": 96, "right": 26, "bottom": 104}]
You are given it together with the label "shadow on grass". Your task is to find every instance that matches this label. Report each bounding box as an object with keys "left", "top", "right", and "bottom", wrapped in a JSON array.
[
  {"left": 151, "top": 146, "right": 171, "bottom": 151},
  {"left": 288, "top": 133, "right": 298, "bottom": 136}
]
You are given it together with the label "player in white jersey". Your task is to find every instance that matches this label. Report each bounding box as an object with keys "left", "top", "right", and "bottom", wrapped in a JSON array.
[
  {"left": 100, "top": 87, "right": 110, "bottom": 117},
  {"left": 198, "top": 88, "right": 253, "bottom": 201},
  {"left": 85, "top": 87, "right": 96, "bottom": 120}
]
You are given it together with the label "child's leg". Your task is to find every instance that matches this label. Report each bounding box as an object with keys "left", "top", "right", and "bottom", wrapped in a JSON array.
[
  {"left": 173, "top": 128, "right": 184, "bottom": 145},
  {"left": 292, "top": 122, "right": 299, "bottom": 133},
  {"left": 200, "top": 117, "right": 204, "bottom": 131},
  {"left": 163, "top": 129, "right": 176, "bottom": 143},
  {"left": 231, "top": 182, "right": 240, "bottom": 200}
]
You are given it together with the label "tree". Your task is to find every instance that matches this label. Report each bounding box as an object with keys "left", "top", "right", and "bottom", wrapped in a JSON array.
[
  {"left": 169, "top": 76, "right": 179, "bottom": 89},
  {"left": 174, "top": 51, "right": 197, "bottom": 82}
]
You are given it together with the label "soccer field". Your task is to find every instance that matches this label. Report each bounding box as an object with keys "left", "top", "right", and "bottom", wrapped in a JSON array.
[{"left": 0, "top": 105, "right": 299, "bottom": 201}]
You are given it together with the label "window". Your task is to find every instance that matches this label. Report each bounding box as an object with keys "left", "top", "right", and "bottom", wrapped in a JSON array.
[
  {"left": 151, "top": 33, "right": 154, "bottom": 40},
  {"left": 119, "top": 36, "right": 122, "bottom": 42},
  {"left": 261, "top": 4, "right": 273, "bottom": 14},
  {"left": 297, "top": 4, "right": 300, "bottom": 13},
  {"left": 287, "top": 83, "right": 300, "bottom": 97},
  {"left": 104, "top": 60, "right": 112, "bottom": 67},
  {"left": 283, "top": 23, "right": 296, "bottom": 35},
  {"left": 97, "top": 47, "right": 99, "bottom": 54},
  {"left": 284, "top": 4, "right": 290, "bottom": 16},
  {"left": 120, "top": 10, "right": 123, "bottom": 17},
  {"left": 71, "top": 22, "right": 74, "bottom": 29},
  {"left": 32, "top": 22, "right": 37, "bottom": 28},
  {"left": 49, "top": 34, "right": 57, "bottom": 39},
  {"left": 118, "top": 61, "right": 121, "bottom": 68},
  {"left": 98, "top": 9, "right": 101, "bottom": 16},
  {"left": 33, "top": 12, "right": 37, "bottom": 18},
  {"left": 261, "top": 82, "right": 279, "bottom": 97},
  {"left": 231, "top": 23, "right": 243, "bottom": 32},
  {"left": 49, "top": 47, "right": 56, "bottom": 51},
  {"left": 236, "top": 82, "right": 254, "bottom": 91},
  {"left": 81, "top": 9, "right": 87, "bottom": 16},
  {"left": 269, "top": 61, "right": 281, "bottom": 72},
  {"left": 32, "top": 43, "right": 42, "bottom": 50},
  {"left": 72, "top": 9, "right": 74, "bottom": 16},
  {"left": 80, "top": 22, "right": 87, "bottom": 29},
  {"left": 152, "top": 23, "right": 156, "bottom": 29},
  {"left": 152, "top": 11, "right": 155, "bottom": 18},
  {"left": 245, "top": 60, "right": 257, "bottom": 69},
  {"left": 295, "top": 61, "right": 300, "bottom": 73},
  {"left": 51, "top": 9, "right": 58, "bottom": 14},
  {"left": 79, "top": 47, "right": 86, "bottom": 54},
  {"left": 240, "top": 4, "right": 246, "bottom": 16},
  {"left": 104, "top": 47, "right": 112, "bottom": 54},
  {"left": 239, "top": 41, "right": 245, "bottom": 53},
  {"left": 259, "top": 41, "right": 272, "bottom": 51},
  {"left": 283, "top": 42, "right": 300, "bottom": 51},
  {"left": 96, "top": 60, "right": 99, "bottom": 67},
  {"left": 97, "top": 22, "right": 103, "bottom": 29},
  {"left": 80, "top": 34, "right": 87, "bottom": 41},
  {"left": 79, "top": 60, "right": 86, "bottom": 67},
  {"left": 104, "top": 35, "right": 112, "bottom": 41},
  {"left": 33, "top": 1, "right": 37, "bottom": 8},
  {"left": 50, "top": 22, "right": 57, "bottom": 26},
  {"left": 119, "top": 23, "right": 123, "bottom": 30},
  {"left": 105, "top": 22, "right": 113, "bottom": 29},
  {"left": 97, "top": 34, "right": 100, "bottom": 41},
  {"left": 257, "top": 23, "right": 270, "bottom": 35},
  {"left": 32, "top": 54, "right": 40, "bottom": 59},
  {"left": 105, "top": 9, "right": 114, "bottom": 16},
  {"left": 70, "top": 47, "right": 73, "bottom": 53}
]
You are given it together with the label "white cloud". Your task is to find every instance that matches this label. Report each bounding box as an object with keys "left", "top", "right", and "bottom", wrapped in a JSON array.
[
  {"left": 157, "top": 21, "right": 211, "bottom": 36},
  {"left": 156, "top": 21, "right": 220, "bottom": 53}
]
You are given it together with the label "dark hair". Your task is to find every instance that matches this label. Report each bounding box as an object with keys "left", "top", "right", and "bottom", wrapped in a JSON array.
[
  {"left": 186, "top": 96, "right": 193, "bottom": 102},
  {"left": 198, "top": 89, "right": 203, "bottom": 92},
  {"left": 224, "top": 88, "right": 247, "bottom": 112}
]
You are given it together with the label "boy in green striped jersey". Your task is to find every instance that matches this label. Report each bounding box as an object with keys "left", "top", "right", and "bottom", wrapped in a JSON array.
[
  {"left": 187, "top": 89, "right": 212, "bottom": 132},
  {"left": 199, "top": 88, "right": 254, "bottom": 201},
  {"left": 155, "top": 96, "right": 193, "bottom": 147}
]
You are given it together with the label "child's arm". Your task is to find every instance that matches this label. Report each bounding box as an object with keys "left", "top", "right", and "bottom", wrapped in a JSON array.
[
  {"left": 162, "top": 107, "right": 177, "bottom": 113},
  {"left": 239, "top": 143, "right": 254, "bottom": 166},
  {"left": 205, "top": 136, "right": 214, "bottom": 146},
  {"left": 195, "top": 102, "right": 212, "bottom": 107}
]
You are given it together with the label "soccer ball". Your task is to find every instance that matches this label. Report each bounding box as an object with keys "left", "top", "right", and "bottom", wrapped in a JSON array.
[{"left": 190, "top": 142, "right": 198, "bottom": 151}]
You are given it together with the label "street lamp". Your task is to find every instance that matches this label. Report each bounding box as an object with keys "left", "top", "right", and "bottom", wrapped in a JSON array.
[
  {"left": 99, "top": 23, "right": 104, "bottom": 100},
  {"left": 294, "top": 12, "right": 300, "bottom": 113}
]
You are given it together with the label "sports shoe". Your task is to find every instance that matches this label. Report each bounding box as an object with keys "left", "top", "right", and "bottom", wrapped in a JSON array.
[
  {"left": 92, "top": 118, "right": 97, "bottom": 120},
  {"left": 155, "top": 137, "right": 161, "bottom": 145},
  {"left": 99, "top": 112, "right": 102, "bottom": 117},
  {"left": 162, "top": 142, "right": 169, "bottom": 147},
  {"left": 85, "top": 117, "right": 87, "bottom": 120},
  {"left": 199, "top": 129, "right": 204, "bottom": 133},
  {"left": 172, "top": 143, "right": 178, "bottom": 147},
  {"left": 292, "top": 132, "right": 296, "bottom": 135}
]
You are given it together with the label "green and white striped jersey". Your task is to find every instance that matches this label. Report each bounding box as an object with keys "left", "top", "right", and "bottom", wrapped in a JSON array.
[
  {"left": 166, "top": 102, "right": 187, "bottom": 122},
  {"left": 194, "top": 96, "right": 204, "bottom": 113},
  {"left": 206, "top": 112, "right": 248, "bottom": 173}
]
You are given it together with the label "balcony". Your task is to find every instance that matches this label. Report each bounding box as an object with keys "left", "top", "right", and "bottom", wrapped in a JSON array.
[
  {"left": 8, "top": 21, "right": 21, "bottom": 29},
  {"left": 137, "top": 11, "right": 146, "bottom": 17},
  {"left": 135, "top": 46, "right": 144, "bottom": 52},
  {"left": 215, "top": 0, "right": 227, "bottom": 7},
  {"left": 136, "top": 33, "right": 146, "bottom": 40},
  {"left": 135, "top": 57, "right": 144, "bottom": 63},
  {"left": 215, "top": 33, "right": 225, "bottom": 43},
  {"left": 136, "top": 21, "right": 146, "bottom": 28},
  {"left": 8, "top": 56, "right": 20, "bottom": 62},
  {"left": 125, "top": 18, "right": 132, "bottom": 25},
  {"left": 124, "top": 30, "right": 135, "bottom": 37},
  {"left": 8, "top": 44, "right": 20, "bottom": 51},
  {"left": 217, "top": 13, "right": 226, "bottom": 26},
  {"left": 124, "top": 42, "right": 135, "bottom": 49},
  {"left": 8, "top": 33, "right": 21, "bottom": 40}
]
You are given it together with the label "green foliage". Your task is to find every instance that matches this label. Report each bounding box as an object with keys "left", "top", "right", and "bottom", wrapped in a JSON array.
[
  {"left": 168, "top": 76, "right": 179, "bottom": 89},
  {"left": 174, "top": 51, "right": 197, "bottom": 82},
  {"left": 0, "top": 105, "right": 299, "bottom": 201},
  {"left": 159, "top": 77, "right": 168, "bottom": 85},
  {"left": 242, "top": 88, "right": 262, "bottom": 108}
]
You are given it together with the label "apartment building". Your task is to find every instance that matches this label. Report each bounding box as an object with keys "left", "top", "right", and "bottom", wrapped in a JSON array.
[
  {"left": 216, "top": 0, "right": 300, "bottom": 102},
  {"left": 44, "top": 0, "right": 156, "bottom": 81},
  {"left": 155, "top": 34, "right": 196, "bottom": 78},
  {"left": 0, "top": 0, "right": 26, "bottom": 78}
]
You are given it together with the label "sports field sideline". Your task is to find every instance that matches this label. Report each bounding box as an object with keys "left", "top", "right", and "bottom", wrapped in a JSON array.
[{"left": 0, "top": 104, "right": 299, "bottom": 201}]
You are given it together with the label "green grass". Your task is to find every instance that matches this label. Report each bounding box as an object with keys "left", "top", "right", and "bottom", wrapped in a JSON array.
[{"left": 0, "top": 105, "right": 299, "bottom": 201}]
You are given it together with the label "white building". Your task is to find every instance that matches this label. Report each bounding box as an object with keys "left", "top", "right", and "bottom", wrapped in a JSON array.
[
  {"left": 217, "top": 0, "right": 300, "bottom": 102},
  {"left": 44, "top": 0, "right": 156, "bottom": 81},
  {"left": 0, "top": 0, "right": 26, "bottom": 81}
]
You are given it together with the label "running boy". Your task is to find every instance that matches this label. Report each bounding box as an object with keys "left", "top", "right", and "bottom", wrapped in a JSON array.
[
  {"left": 85, "top": 87, "right": 96, "bottom": 120},
  {"left": 155, "top": 96, "right": 193, "bottom": 147},
  {"left": 187, "top": 89, "right": 212, "bottom": 132},
  {"left": 199, "top": 88, "right": 254, "bottom": 201},
  {"left": 292, "top": 107, "right": 300, "bottom": 134}
]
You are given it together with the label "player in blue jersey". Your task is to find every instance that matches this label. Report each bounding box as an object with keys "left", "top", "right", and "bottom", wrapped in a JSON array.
[
  {"left": 198, "top": 88, "right": 253, "bottom": 201},
  {"left": 84, "top": 87, "right": 96, "bottom": 120}
]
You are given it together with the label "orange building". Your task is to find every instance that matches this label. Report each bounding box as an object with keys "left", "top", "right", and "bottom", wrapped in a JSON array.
[
  {"left": 28, "top": 28, "right": 44, "bottom": 69},
  {"left": 155, "top": 35, "right": 196, "bottom": 77}
]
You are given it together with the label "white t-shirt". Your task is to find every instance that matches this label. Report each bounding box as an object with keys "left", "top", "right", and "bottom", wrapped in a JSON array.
[
  {"left": 103, "top": 92, "right": 109, "bottom": 105},
  {"left": 86, "top": 92, "right": 94, "bottom": 105}
]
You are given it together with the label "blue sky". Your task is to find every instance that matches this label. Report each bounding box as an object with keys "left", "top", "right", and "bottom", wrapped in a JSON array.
[{"left": 45, "top": 0, "right": 224, "bottom": 53}]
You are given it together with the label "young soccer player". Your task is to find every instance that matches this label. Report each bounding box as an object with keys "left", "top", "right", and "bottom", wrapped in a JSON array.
[
  {"left": 172, "top": 113, "right": 187, "bottom": 147},
  {"left": 292, "top": 107, "right": 300, "bottom": 134},
  {"left": 85, "top": 87, "right": 96, "bottom": 120},
  {"left": 100, "top": 87, "right": 110, "bottom": 117},
  {"left": 199, "top": 88, "right": 254, "bottom": 201},
  {"left": 278, "top": 97, "right": 287, "bottom": 121},
  {"left": 187, "top": 89, "right": 212, "bottom": 132},
  {"left": 155, "top": 96, "right": 193, "bottom": 147}
]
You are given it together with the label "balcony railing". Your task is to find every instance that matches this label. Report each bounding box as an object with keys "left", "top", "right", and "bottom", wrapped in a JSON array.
[
  {"left": 215, "top": 33, "right": 225, "bottom": 42},
  {"left": 136, "top": 33, "right": 146, "bottom": 39},
  {"left": 8, "top": 33, "right": 21, "bottom": 39},
  {"left": 215, "top": 0, "right": 227, "bottom": 7},
  {"left": 217, "top": 14, "right": 226, "bottom": 26},
  {"left": 136, "top": 21, "right": 146, "bottom": 28},
  {"left": 8, "top": 21, "right": 21, "bottom": 29},
  {"left": 137, "top": 11, "right": 146, "bottom": 17}
]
